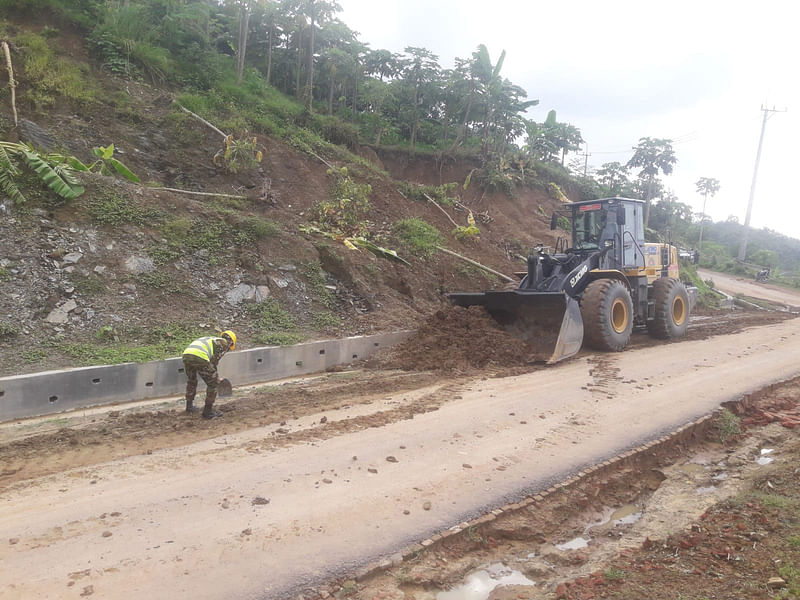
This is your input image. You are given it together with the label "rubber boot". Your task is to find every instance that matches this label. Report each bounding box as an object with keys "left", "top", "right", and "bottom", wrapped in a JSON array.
[{"left": 202, "top": 404, "right": 223, "bottom": 420}]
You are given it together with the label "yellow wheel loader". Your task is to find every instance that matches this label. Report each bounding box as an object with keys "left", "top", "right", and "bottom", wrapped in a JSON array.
[{"left": 449, "top": 197, "right": 697, "bottom": 363}]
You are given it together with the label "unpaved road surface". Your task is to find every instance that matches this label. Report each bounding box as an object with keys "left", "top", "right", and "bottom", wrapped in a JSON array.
[
  {"left": 2, "top": 316, "right": 800, "bottom": 599},
  {"left": 698, "top": 268, "right": 800, "bottom": 308}
]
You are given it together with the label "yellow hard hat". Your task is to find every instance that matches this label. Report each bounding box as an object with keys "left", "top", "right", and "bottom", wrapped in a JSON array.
[{"left": 220, "top": 330, "right": 237, "bottom": 350}]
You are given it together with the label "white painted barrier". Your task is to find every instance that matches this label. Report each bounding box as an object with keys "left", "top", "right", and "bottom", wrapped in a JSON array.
[{"left": 0, "top": 332, "right": 411, "bottom": 422}]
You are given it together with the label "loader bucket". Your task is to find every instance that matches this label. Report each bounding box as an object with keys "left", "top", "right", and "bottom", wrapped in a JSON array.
[{"left": 448, "top": 291, "right": 584, "bottom": 364}]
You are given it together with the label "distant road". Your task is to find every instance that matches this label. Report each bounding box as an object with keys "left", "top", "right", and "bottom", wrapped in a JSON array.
[{"left": 698, "top": 268, "right": 800, "bottom": 308}]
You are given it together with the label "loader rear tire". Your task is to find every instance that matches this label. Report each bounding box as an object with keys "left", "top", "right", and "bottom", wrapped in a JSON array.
[
  {"left": 648, "top": 278, "right": 690, "bottom": 339},
  {"left": 580, "top": 279, "right": 633, "bottom": 352}
]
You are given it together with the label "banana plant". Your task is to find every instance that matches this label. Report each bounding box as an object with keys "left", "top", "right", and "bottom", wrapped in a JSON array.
[
  {"left": 64, "top": 144, "right": 139, "bottom": 183},
  {"left": 0, "top": 141, "right": 84, "bottom": 203}
]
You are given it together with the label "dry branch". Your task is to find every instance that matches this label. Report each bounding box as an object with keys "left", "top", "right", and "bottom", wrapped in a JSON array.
[
  {"left": 1, "top": 41, "right": 18, "bottom": 128},
  {"left": 152, "top": 186, "right": 248, "bottom": 200},
  {"left": 435, "top": 246, "right": 515, "bottom": 283},
  {"left": 423, "top": 193, "right": 459, "bottom": 228},
  {"left": 174, "top": 102, "right": 227, "bottom": 139}
]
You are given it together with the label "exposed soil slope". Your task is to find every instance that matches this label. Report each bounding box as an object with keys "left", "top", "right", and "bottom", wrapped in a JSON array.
[{"left": 0, "top": 21, "right": 567, "bottom": 377}]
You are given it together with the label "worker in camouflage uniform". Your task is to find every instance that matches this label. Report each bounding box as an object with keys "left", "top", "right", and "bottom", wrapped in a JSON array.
[{"left": 182, "top": 330, "right": 237, "bottom": 419}]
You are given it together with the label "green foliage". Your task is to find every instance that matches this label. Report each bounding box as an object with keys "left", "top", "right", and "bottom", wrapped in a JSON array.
[
  {"left": 0, "top": 321, "right": 16, "bottom": 340},
  {"left": 398, "top": 181, "right": 458, "bottom": 206},
  {"left": 715, "top": 408, "right": 741, "bottom": 444},
  {"left": 679, "top": 260, "right": 720, "bottom": 309},
  {"left": 85, "top": 193, "right": 161, "bottom": 226},
  {"left": 394, "top": 218, "right": 443, "bottom": 258},
  {"left": 0, "top": 142, "right": 84, "bottom": 204},
  {"left": 16, "top": 32, "right": 96, "bottom": 108},
  {"left": 602, "top": 568, "right": 626, "bottom": 581},
  {"left": 452, "top": 224, "right": 480, "bottom": 241},
  {"left": 313, "top": 167, "right": 372, "bottom": 236},
  {"left": 311, "top": 114, "right": 360, "bottom": 149},
  {"left": 137, "top": 271, "right": 182, "bottom": 293},
  {"left": 76, "top": 144, "right": 140, "bottom": 182},
  {"left": 230, "top": 216, "right": 281, "bottom": 246},
  {"left": 55, "top": 322, "right": 205, "bottom": 366},
  {"left": 21, "top": 348, "right": 48, "bottom": 362},
  {"left": 72, "top": 273, "right": 105, "bottom": 296},
  {"left": 213, "top": 135, "right": 263, "bottom": 174},
  {"left": 301, "top": 260, "right": 335, "bottom": 308},
  {"left": 247, "top": 299, "right": 297, "bottom": 332},
  {"left": 313, "top": 311, "right": 340, "bottom": 329},
  {"left": 252, "top": 332, "right": 304, "bottom": 347}
]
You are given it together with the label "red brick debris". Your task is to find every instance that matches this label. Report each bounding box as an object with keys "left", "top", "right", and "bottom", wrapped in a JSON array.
[{"left": 741, "top": 395, "right": 800, "bottom": 429}]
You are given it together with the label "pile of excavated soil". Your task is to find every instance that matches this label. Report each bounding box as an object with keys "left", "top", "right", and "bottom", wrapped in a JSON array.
[{"left": 369, "top": 305, "right": 536, "bottom": 372}]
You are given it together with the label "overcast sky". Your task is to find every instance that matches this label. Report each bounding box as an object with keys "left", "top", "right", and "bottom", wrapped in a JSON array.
[{"left": 337, "top": 0, "right": 798, "bottom": 240}]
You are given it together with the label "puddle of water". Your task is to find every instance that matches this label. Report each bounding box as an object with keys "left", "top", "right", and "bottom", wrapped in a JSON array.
[
  {"left": 436, "top": 563, "right": 534, "bottom": 600},
  {"left": 678, "top": 463, "right": 706, "bottom": 475},
  {"left": 696, "top": 486, "right": 716, "bottom": 494},
  {"left": 757, "top": 456, "right": 774, "bottom": 465},
  {"left": 555, "top": 537, "right": 589, "bottom": 551},
  {"left": 586, "top": 504, "right": 642, "bottom": 533},
  {"left": 761, "top": 448, "right": 774, "bottom": 455}
]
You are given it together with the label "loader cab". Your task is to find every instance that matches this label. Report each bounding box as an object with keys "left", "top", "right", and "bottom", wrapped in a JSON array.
[{"left": 553, "top": 198, "right": 645, "bottom": 269}]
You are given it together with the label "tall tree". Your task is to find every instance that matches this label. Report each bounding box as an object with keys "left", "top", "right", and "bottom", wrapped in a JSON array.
[
  {"left": 398, "top": 46, "right": 440, "bottom": 150},
  {"left": 626, "top": 137, "right": 677, "bottom": 228},
  {"left": 695, "top": 176, "right": 720, "bottom": 249},
  {"left": 300, "top": 0, "right": 341, "bottom": 112},
  {"left": 235, "top": 0, "right": 254, "bottom": 84},
  {"left": 596, "top": 162, "right": 630, "bottom": 196}
]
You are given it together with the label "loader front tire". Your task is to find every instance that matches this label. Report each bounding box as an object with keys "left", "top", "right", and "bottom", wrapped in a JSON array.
[
  {"left": 580, "top": 279, "right": 633, "bottom": 352},
  {"left": 648, "top": 278, "right": 690, "bottom": 339}
]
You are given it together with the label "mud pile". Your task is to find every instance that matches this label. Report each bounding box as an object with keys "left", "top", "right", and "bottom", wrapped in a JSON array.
[{"left": 370, "top": 305, "right": 536, "bottom": 372}]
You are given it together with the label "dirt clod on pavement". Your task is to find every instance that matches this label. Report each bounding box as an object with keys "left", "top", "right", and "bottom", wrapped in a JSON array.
[{"left": 369, "top": 306, "right": 536, "bottom": 372}]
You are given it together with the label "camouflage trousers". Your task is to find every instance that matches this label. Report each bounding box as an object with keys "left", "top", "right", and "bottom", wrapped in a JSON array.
[{"left": 182, "top": 354, "right": 218, "bottom": 411}]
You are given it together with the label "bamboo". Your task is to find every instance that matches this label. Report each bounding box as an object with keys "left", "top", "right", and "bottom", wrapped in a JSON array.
[
  {"left": 435, "top": 245, "right": 514, "bottom": 283},
  {"left": 1, "top": 41, "right": 18, "bottom": 128}
]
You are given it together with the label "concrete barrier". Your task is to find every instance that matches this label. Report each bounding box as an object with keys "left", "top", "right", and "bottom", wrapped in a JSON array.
[{"left": 0, "top": 332, "right": 411, "bottom": 422}]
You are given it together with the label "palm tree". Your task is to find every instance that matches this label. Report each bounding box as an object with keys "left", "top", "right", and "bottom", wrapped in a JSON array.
[
  {"left": 626, "top": 137, "right": 677, "bottom": 228},
  {"left": 695, "top": 177, "right": 720, "bottom": 249}
]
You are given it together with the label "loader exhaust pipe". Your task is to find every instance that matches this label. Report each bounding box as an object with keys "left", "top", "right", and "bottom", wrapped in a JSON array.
[{"left": 448, "top": 291, "right": 584, "bottom": 364}]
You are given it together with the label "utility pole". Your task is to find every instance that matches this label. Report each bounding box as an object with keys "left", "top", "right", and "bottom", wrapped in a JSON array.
[
  {"left": 738, "top": 106, "right": 786, "bottom": 261},
  {"left": 579, "top": 145, "right": 591, "bottom": 177}
]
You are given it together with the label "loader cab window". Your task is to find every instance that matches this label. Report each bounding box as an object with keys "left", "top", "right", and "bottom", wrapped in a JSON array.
[{"left": 573, "top": 204, "right": 606, "bottom": 249}]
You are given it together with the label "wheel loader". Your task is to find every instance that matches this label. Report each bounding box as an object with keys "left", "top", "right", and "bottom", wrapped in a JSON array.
[{"left": 448, "top": 197, "right": 698, "bottom": 363}]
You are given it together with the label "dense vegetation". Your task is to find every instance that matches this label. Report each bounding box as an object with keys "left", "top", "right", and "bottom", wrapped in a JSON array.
[{"left": 2, "top": 0, "right": 799, "bottom": 286}]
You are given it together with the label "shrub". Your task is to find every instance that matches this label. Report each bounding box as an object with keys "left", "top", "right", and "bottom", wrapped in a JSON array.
[
  {"left": 398, "top": 181, "right": 458, "bottom": 206},
  {"left": 393, "top": 218, "right": 443, "bottom": 258},
  {"left": 312, "top": 167, "right": 371, "bottom": 236}
]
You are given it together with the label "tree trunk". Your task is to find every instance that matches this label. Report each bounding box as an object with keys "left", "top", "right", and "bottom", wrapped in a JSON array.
[
  {"left": 295, "top": 30, "right": 303, "bottom": 98},
  {"left": 643, "top": 175, "right": 654, "bottom": 229},
  {"left": 698, "top": 192, "right": 708, "bottom": 249},
  {"left": 236, "top": 4, "right": 251, "bottom": 85},
  {"left": 375, "top": 127, "right": 383, "bottom": 145},
  {"left": 352, "top": 57, "right": 359, "bottom": 115},
  {"left": 328, "top": 77, "right": 335, "bottom": 114},
  {"left": 449, "top": 80, "right": 474, "bottom": 152},
  {"left": 304, "top": 0, "right": 315, "bottom": 112},
  {"left": 266, "top": 23, "right": 273, "bottom": 85}
]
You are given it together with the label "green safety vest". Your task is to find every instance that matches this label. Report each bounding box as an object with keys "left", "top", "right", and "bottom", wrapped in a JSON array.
[{"left": 182, "top": 336, "right": 221, "bottom": 362}]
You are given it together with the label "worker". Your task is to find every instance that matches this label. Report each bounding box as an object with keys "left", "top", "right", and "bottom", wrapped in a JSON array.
[{"left": 181, "top": 330, "right": 237, "bottom": 419}]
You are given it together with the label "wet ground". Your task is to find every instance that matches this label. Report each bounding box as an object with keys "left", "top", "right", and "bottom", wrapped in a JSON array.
[{"left": 344, "top": 382, "right": 800, "bottom": 600}]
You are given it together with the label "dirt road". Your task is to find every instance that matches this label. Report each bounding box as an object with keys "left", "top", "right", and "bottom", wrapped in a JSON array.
[
  {"left": 2, "top": 316, "right": 800, "bottom": 599},
  {"left": 698, "top": 268, "right": 800, "bottom": 308}
]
